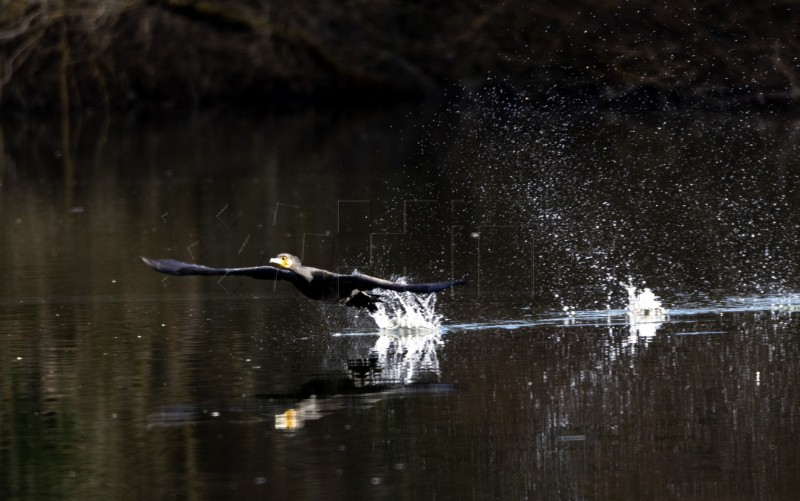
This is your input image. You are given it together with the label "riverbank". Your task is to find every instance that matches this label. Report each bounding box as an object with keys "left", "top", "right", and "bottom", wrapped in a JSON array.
[{"left": 2, "top": 1, "right": 798, "bottom": 112}]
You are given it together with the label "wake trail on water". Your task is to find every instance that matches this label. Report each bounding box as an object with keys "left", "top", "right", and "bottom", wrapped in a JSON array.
[
  {"left": 443, "top": 288, "right": 800, "bottom": 334},
  {"left": 336, "top": 274, "right": 800, "bottom": 337}
]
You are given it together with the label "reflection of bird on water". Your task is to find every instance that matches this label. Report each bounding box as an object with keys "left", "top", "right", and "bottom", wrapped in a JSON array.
[{"left": 141, "top": 253, "right": 466, "bottom": 312}]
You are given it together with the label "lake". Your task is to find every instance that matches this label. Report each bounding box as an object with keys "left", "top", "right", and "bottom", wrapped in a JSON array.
[{"left": 2, "top": 100, "right": 800, "bottom": 499}]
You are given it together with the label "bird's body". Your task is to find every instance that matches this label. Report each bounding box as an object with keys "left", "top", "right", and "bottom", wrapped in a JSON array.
[{"left": 141, "top": 253, "right": 466, "bottom": 312}]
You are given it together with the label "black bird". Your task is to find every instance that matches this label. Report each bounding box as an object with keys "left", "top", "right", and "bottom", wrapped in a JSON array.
[{"left": 141, "top": 253, "right": 466, "bottom": 312}]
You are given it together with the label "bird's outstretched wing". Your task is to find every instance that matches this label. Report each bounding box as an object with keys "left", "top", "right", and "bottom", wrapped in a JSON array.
[
  {"left": 141, "top": 257, "right": 294, "bottom": 281},
  {"left": 336, "top": 273, "right": 467, "bottom": 294}
]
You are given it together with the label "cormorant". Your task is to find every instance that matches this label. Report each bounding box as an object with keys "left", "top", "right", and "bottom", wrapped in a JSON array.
[{"left": 141, "top": 253, "right": 466, "bottom": 312}]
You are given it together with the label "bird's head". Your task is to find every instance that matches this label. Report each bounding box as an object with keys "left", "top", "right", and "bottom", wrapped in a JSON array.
[{"left": 269, "top": 253, "right": 301, "bottom": 269}]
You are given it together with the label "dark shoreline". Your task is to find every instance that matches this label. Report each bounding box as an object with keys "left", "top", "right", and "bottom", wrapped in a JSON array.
[{"left": 2, "top": 1, "right": 799, "bottom": 114}]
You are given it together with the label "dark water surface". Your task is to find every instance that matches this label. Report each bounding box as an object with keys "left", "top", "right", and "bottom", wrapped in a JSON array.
[{"left": 2, "top": 103, "right": 800, "bottom": 500}]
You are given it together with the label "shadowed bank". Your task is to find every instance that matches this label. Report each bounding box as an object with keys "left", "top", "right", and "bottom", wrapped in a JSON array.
[{"left": 2, "top": 1, "right": 799, "bottom": 112}]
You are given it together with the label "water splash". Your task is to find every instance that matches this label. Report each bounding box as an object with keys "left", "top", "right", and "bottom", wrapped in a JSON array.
[
  {"left": 368, "top": 281, "right": 443, "bottom": 329},
  {"left": 371, "top": 328, "right": 443, "bottom": 384},
  {"left": 621, "top": 281, "right": 668, "bottom": 321},
  {"left": 621, "top": 280, "right": 668, "bottom": 345}
]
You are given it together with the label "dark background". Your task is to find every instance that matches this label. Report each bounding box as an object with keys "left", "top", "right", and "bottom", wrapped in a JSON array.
[{"left": 2, "top": 1, "right": 799, "bottom": 112}]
